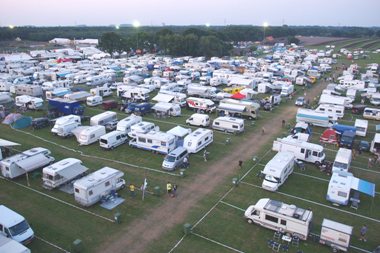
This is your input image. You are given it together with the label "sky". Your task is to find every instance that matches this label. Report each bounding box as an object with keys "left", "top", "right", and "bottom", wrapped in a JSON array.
[{"left": 1, "top": 0, "right": 380, "bottom": 27}]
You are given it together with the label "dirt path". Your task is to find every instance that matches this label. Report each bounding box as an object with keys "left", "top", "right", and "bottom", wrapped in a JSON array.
[{"left": 97, "top": 80, "right": 330, "bottom": 253}]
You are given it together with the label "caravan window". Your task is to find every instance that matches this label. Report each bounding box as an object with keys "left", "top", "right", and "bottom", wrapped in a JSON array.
[
  {"left": 338, "top": 191, "right": 347, "bottom": 197},
  {"left": 205, "top": 137, "right": 209, "bottom": 141},
  {"left": 187, "top": 141, "right": 192, "bottom": 147},
  {"left": 75, "top": 188, "right": 79, "bottom": 193},
  {"left": 161, "top": 141, "right": 166, "bottom": 146},
  {"left": 105, "top": 181, "right": 110, "bottom": 187},
  {"left": 147, "top": 139, "right": 152, "bottom": 144},
  {"left": 280, "top": 220, "right": 287, "bottom": 226},
  {"left": 198, "top": 141, "right": 202, "bottom": 146},
  {"left": 265, "top": 215, "right": 278, "bottom": 223},
  {"left": 89, "top": 190, "right": 93, "bottom": 196},
  {"left": 319, "top": 108, "right": 325, "bottom": 111},
  {"left": 90, "top": 134, "right": 95, "bottom": 138},
  {"left": 312, "top": 151, "right": 318, "bottom": 157},
  {"left": 138, "top": 137, "right": 146, "bottom": 143},
  {"left": 116, "top": 135, "right": 121, "bottom": 140},
  {"left": 301, "top": 148, "right": 305, "bottom": 154},
  {"left": 233, "top": 125, "right": 238, "bottom": 129},
  {"left": 215, "top": 122, "right": 220, "bottom": 126}
]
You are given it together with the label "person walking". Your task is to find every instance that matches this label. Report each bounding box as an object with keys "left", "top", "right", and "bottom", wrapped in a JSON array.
[
  {"left": 166, "top": 182, "right": 172, "bottom": 197},
  {"left": 203, "top": 149, "right": 208, "bottom": 162},
  {"left": 172, "top": 184, "right": 177, "bottom": 198},
  {"left": 183, "top": 156, "right": 189, "bottom": 168},
  {"left": 129, "top": 184, "right": 135, "bottom": 197},
  {"left": 238, "top": 160, "right": 243, "bottom": 169},
  {"left": 359, "top": 225, "right": 367, "bottom": 242},
  {"left": 282, "top": 120, "right": 286, "bottom": 128},
  {"left": 261, "top": 127, "right": 265, "bottom": 135}
]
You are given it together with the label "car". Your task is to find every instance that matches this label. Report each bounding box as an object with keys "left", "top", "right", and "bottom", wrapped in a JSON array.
[{"left": 295, "top": 97, "right": 305, "bottom": 106}]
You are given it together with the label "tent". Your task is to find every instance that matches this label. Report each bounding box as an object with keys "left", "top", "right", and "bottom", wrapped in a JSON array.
[
  {"left": 2, "top": 113, "right": 22, "bottom": 125},
  {"left": 12, "top": 116, "right": 32, "bottom": 129},
  {"left": 320, "top": 129, "right": 339, "bottom": 144},
  {"left": 230, "top": 92, "right": 246, "bottom": 100}
]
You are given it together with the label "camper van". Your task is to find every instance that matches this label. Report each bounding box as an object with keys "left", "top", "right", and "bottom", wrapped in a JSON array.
[
  {"left": 296, "top": 108, "right": 334, "bottom": 128},
  {"left": 15, "top": 95, "right": 43, "bottom": 110},
  {"left": 99, "top": 131, "right": 128, "bottom": 150},
  {"left": 0, "top": 147, "right": 54, "bottom": 179},
  {"left": 244, "top": 198, "right": 313, "bottom": 240},
  {"left": 315, "top": 104, "right": 344, "bottom": 119},
  {"left": 122, "top": 87, "right": 150, "bottom": 102},
  {"left": 152, "top": 102, "right": 181, "bottom": 116},
  {"left": 73, "top": 167, "right": 125, "bottom": 207},
  {"left": 0, "top": 235, "right": 31, "bottom": 253},
  {"left": 319, "top": 219, "right": 353, "bottom": 252},
  {"left": 0, "top": 205, "right": 34, "bottom": 244},
  {"left": 51, "top": 115, "right": 81, "bottom": 137},
  {"left": 186, "top": 113, "right": 210, "bottom": 127},
  {"left": 332, "top": 148, "right": 352, "bottom": 173},
  {"left": 86, "top": 95, "right": 103, "bottom": 106},
  {"left": 42, "top": 158, "right": 88, "bottom": 189},
  {"left": 212, "top": 116, "right": 244, "bottom": 134},
  {"left": 261, "top": 152, "right": 295, "bottom": 192},
  {"left": 363, "top": 107, "right": 380, "bottom": 121},
  {"left": 183, "top": 128, "right": 213, "bottom": 153},
  {"left": 128, "top": 121, "right": 157, "bottom": 139},
  {"left": 129, "top": 130, "right": 176, "bottom": 154},
  {"left": 116, "top": 115, "right": 142, "bottom": 133},
  {"left": 354, "top": 119, "right": 368, "bottom": 137},
  {"left": 76, "top": 126, "right": 106, "bottom": 146},
  {"left": 90, "top": 111, "right": 117, "bottom": 126},
  {"left": 272, "top": 137, "right": 325, "bottom": 164},
  {"left": 186, "top": 97, "right": 216, "bottom": 113},
  {"left": 162, "top": 147, "right": 189, "bottom": 171}
]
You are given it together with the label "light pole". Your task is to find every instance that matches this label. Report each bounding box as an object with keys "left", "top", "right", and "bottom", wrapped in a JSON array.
[
  {"left": 133, "top": 20, "right": 140, "bottom": 52},
  {"left": 262, "top": 22, "right": 269, "bottom": 43}
]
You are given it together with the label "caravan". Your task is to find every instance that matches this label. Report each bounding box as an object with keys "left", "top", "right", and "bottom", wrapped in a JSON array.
[
  {"left": 370, "top": 133, "right": 380, "bottom": 154},
  {"left": 128, "top": 121, "right": 157, "bottom": 139},
  {"left": 90, "top": 85, "right": 112, "bottom": 97},
  {"left": 363, "top": 107, "right": 380, "bottom": 121},
  {"left": 212, "top": 116, "right": 244, "bottom": 134},
  {"left": 73, "top": 167, "right": 125, "bottom": 207},
  {"left": 129, "top": 130, "right": 176, "bottom": 154},
  {"left": 261, "top": 152, "right": 295, "bottom": 192},
  {"left": 116, "top": 115, "right": 142, "bottom": 133},
  {"left": 296, "top": 108, "right": 334, "bottom": 128},
  {"left": 183, "top": 128, "right": 213, "bottom": 153},
  {"left": 90, "top": 111, "right": 117, "bottom": 126},
  {"left": 152, "top": 102, "right": 181, "bottom": 116},
  {"left": 76, "top": 126, "right": 106, "bottom": 146},
  {"left": 51, "top": 115, "right": 81, "bottom": 137},
  {"left": 332, "top": 148, "right": 352, "bottom": 173},
  {"left": 99, "top": 131, "right": 128, "bottom": 150},
  {"left": 244, "top": 198, "right": 313, "bottom": 240},
  {"left": 42, "top": 158, "right": 88, "bottom": 189},
  {"left": 86, "top": 95, "right": 103, "bottom": 106},
  {"left": 315, "top": 104, "right": 345, "bottom": 119},
  {"left": 354, "top": 119, "right": 368, "bottom": 137},
  {"left": 15, "top": 95, "right": 43, "bottom": 110}
]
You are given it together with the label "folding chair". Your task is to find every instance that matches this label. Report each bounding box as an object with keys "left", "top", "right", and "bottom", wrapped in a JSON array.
[
  {"left": 292, "top": 235, "right": 300, "bottom": 247},
  {"left": 273, "top": 231, "right": 282, "bottom": 241},
  {"left": 267, "top": 239, "right": 275, "bottom": 248},
  {"left": 272, "top": 242, "right": 281, "bottom": 252},
  {"left": 281, "top": 244, "right": 289, "bottom": 252}
]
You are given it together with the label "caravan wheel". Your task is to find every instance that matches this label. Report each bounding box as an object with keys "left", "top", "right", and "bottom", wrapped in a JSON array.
[
  {"left": 247, "top": 219, "right": 254, "bottom": 224},
  {"left": 315, "top": 161, "right": 321, "bottom": 166}
]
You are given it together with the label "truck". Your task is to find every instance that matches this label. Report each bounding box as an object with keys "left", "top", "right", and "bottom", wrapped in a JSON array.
[
  {"left": 42, "top": 158, "right": 88, "bottom": 189},
  {"left": 51, "top": 115, "right": 81, "bottom": 137},
  {"left": 73, "top": 167, "right": 126, "bottom": 207},
  {"left": 48, "top": 98, "right": 84, "bottom": 116},
  {"left": 244, "top": 198, "right": 313, "bottom": 240},
  {"left": 15, "top": 95, "right": 43, "bottom": 110},
  {"left": 217, "top": 98, "right": 259, "bottom": 120},
  {"left": 319, "top": 219, "right": 353, "bottom": 252}
]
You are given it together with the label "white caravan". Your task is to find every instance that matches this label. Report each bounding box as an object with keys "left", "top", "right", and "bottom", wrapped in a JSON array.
[
  {"left": 315, "top": 104, "right": 345, "bottom": 119},
  {"left": 90, "top": 111, "right": 117, "bottom": 126},
  {"left": 42, "top": 158, "right": 88, "bottom": 189},
  {"left": 187, "top": 84, "right": 217, "bottom": 98},
  {"left": 319, "top": 94, "right": 352, "bottom": 108},
  {"left": 186, "top": 113, "right": 210, "bottom": 127},
  {"left": 370, "top": 93, "right": 380, "bottom": 106},
  {"left": 212, "top": 116, "right": 244, "bottom": 134},
  {"left": 152, "top": 102, "right": 181, "bottom": 116},
  {"left": 296, "top": 108, "right": 334, "bottom": 128},
  {"left": 86, "top": 95, "right": 103, "bottom": 106},
  {"left": 0, "top": 147, "right": 54, "bottom": 179},
  {"left": 326, "top": 171, "right": 355, "bottom": 205},
  {"left": 354, "top": 119, "right": 368, "bottom": 137},
  {"left": 0, "top": 235, "right": 31, "bottom": 253},
  {"left": 86, "top": 74, "right": 114, "bottom": 86},
  {"left": 363, "top": 107, "right": 380, "bottom": 121},
  {"left": 152, "top": 92, "right": 187, "bottom": 107},
  {"left": 244, "top": 198, "right": 313, "bottom": 240},
  {"left": 76, "top": 126, "right": 106, "bottom": 145},
  {"left": 128, "top": 121, "right": 157, "bottom": 139},
  {"left": 64, "top": 91, "right": 91, "bottom": 102},
  {"left": 129, "top": 130, "right": 176, "bottom": 154},
  {"left": 15, "top": 95, "right": 43, "bottom": 110},
  {"left": 370, "top": 133, "right": 380, "bottom": 154},
  {"left": 186, "top": 97, "right": 216, "bottom": 113},
  {"left": 73, "top": 167, "right": 125, "bottom": 207},
  {"left": 272, "top": 137, "right": 325, "bottom": 164},
  {"left": 183, "top": 128, "right": 213, "bottom": 153},
  {"left": 332, "top": 148, "right": 352, "bottom": 173},
  {"left": 116, "top": 114, "right": 142, "bottom": 133},
  {"left": 261, "top": 152, "right": 295, "bottom": 192},
  {"left": 99, "top": 131, "right": 128, "bottom": 150},
  {"left": 0, "top": 205, "right": 34, "bottom": 244},
  {"left": 15, "top": 85, "right": 43, "bottom": 97},
  {"left": 319, "top": 219, "right": 353, "bottom": 252},
  {"left": 51, "top": 115, "right": 81, "bottom": 137},
  {"left": 90, "top": 85, "right": 112, "bottom": 97}
]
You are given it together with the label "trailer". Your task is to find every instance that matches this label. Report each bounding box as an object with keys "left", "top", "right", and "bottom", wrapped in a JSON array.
[
  {"left": 212, "top": 116, "right": 244, "bottom": 133},
  {"left": 116, "top": 114, "right": 142, "bottom": 133},
  {"left": 319, "top": 94, "right": 352, "bottom": 108},
  {"left": 187, "top": 84, "right": 217, "bottom": 98},
  {"left": 332, "top": 148, "right": 352, "bottom": 173},
  {"left": 73, "top": 167, "right": 125, "bottom": 207},
  {"left": 319, "top": 219, "right": 353, "bottom": 252},
  {"left": 42, "top": 158, "right": 88, "bottom": 189},
  {"left": 129, "top": 130, "right": 176, "bottom": 154},
  {"left": 64, "top": 91, "right": 91, "bottom": 102},
  {"left": 74, "top": 126, "right": 106, "bottom": 146},
  {"left": 152, "top": 102, "right": 181, "bottom": 116},
  {"left": 48, "top": 98, "right": 84, "bottom": 116},
  {"left": 128, "top": 121, "right": 157, "bottom": 139},
  {"left": 45, "top": 88, "right": 72, "bottom": 99},
  {"left": 315, "top": 104, "right": 345, "bottom": 119},
  {"left": 122, "top": 87, "right": 150, "bottom": 102},
  {"left": 90, "top": 85, "right": 112, "bottom": 97},
  {"left": 244, "top": 198, "right": 313, "bottom": 240}
]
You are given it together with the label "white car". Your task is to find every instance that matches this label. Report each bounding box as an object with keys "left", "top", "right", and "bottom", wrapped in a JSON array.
[{"left": 295, "top": 97, "right": 305, "bottom": 106}]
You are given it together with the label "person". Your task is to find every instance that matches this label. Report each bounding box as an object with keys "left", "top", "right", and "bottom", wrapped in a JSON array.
[
  {"left": 129, "top": 184, "right": 135, "bottom": 197},
  {"left": 183, "top": 156, "right": 189, "bottom": 168},
  {"left": 238, "top": 160, "right": 243, "bottom": 169},
  {"left": 203, "top": 149, "right": 208, "bottom": 162},
  {"left": 261, "top": 127, "right": 265, "bottom": 134},
  {"left": 172, "top": 184, "right": 177, "bottom": 198},
  {"left": 360, "top": 225, "right": 367, "bottom": 242},
  {"left": 166, "top": 182, "right": 172, "bottom": 196},
  {"left": 368, "top": 158, "right": 373, "bottom": 168},
  {"left": 282, "top": 120, "right": 286, "bottom": 128}
]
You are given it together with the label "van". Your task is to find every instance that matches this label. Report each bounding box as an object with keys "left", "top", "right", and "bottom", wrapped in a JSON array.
[
  {"left": 86, "top": 95, "right": 103, "bottom": 106},
  {"left": 162, "top": 147, "right": 189, "bottom": 171},
  {"left": 0, "top": 205, "right": 34, "bottom": 244},
  {"left": 332, "top": 148, "right": 352, "bottom": 173},
  {"left": 0, "top": 235, "right": 31, "bottom": 253},
  {"left": 363, "top": 107, "right": 380, "bottom": 121},
  {"left": 99, "top": 130, "right": 128, "bottom": 150},
  {"left": 186, "top": 113, "right": 210, "bottom": 127},
  {"left": 212, "top": 116, "right": 244, "bottom": 134}
]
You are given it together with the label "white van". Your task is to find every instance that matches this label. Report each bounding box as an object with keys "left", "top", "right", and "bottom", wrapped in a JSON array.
[
  {"left": 183, "top": 128, "right": 213, "bottom": 153},
  {"left": 86, "top": 95, "right": 103, "bottom": 106},
  {"left": 186, "top": 113, "right": 210, "bottom": 127},
  {"left": 354, "top": 119, "right": 368, "bottom": 137},
  {"left": 99, "top": 130, "right": 128, "bottom": 150},
  {"left": 0, "top": 205, "right": 34, "bottom": 244},
  {"left": 212, "top": 116, "right": 244, "bottom": 134},
  {"left": 0, "top": 235, "right": 31, "bottom": 253},
  {"left": 363, "top": 107, "right": 380, "bottom": 121},
  {"left": 162, "top": 147, "right": 189, "bottom": 171},
  {"left": 332, "top": 148, "right": 352, "bottom": 173},
  {"left": 315, "top": 104, "right": 345, "bottom": 119}
]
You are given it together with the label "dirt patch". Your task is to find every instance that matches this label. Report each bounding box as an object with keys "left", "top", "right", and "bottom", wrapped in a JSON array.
[
  {"left": 96, "top": 78, "right": 332, "bottom": 253},
  {"left": 296, "top": 36, "right": 348, "bottom": 46}
]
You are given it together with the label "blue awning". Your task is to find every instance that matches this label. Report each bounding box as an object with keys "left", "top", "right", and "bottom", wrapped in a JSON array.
[{"left": 351, "top": 177, "right": 376, "bottom": 197}]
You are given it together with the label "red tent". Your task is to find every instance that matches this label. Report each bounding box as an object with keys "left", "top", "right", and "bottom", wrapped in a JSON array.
[
  {"left": 320, "top": 129, "right": 339, "bottom": 144},
  {"left": 230, "top": 92, "right": 246, "bottom": 100}
]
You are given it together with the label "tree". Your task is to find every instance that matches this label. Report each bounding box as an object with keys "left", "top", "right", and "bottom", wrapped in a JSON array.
[
  {"left": 287, "top": 36, "right": 300, "bottom": 45},
  {"left": 98, "top": 32, "right": 127, "bottom": 57}
]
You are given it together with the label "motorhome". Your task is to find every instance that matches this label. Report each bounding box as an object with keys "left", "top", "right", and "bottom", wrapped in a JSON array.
[
  {"left": 73, "top": 167, "right": 125, "bottom": 207},
  {"left": 319, "top": 219, "right": 353, "bottom": 252},
  {"left": 128, "top": 121, "right": 157, "bottom": 139},
  {"left": 162, "top": 147, "right": 189, "bottom": 171},
  {"left": 152, "top": 92, "right": 187, "bottom": 107},
  {"left": 212, "top": 116, "right": 244, "bottom": 134},
  {"left": 90, "top": 111, "right": 117, "bottom": 126},
  {"left": 15, "top": 95, "right": 43, "bottom": 110},
  {"left": 183, "top": 128, "right": 213, "bottom": 153},
  {"left": 116, "top": 114, "right": 142, "bottom": 133},
  {"left": 152, "top": 102, "right": 181, "bottom": 116},
  {"left": 0, "top": 205, "right": 34, "bottom": 244},
  {"left": 332, "top": 148, "right": 352, "bottom": 173},
  {"left": 280, "top": 84, "right": 294, "bottom": 97},
  {"left": 99, "top": 130, "right": 128, "bottom": 150},
  {"left": 319, "top": 94, "right": 352, "bottom": 108},
  {"left": 244, "top": 198, "right": 313, "bottom": 240},
  {"left": 261, "top": 152, "right": 295, "bottom": 192},
  {"left": 296, "top": 108, "right": 334, "bottom": 128},
  {"left": 86, "top": 95, "right": 103, "bottom": 106},
  {"left": 122, "top": 87, "right": 150, "bottom": 102},
  {"left": 315, "top": 104, "right": 345, "bottom": 119},
  {"left": 129, "top": 130, "right": 176, "bottom": 154},
  {"left": 186, "top": 97, "right": 216, "bottom": 113},
  {"left": 75, "top": 125, "right": 106, "bottom": 146},
  {"left": 186, "top": 113, "right": 210, "bottom": 127},
  {"left": 42, "top": 158, "right": 88, "bottom": 189},
  {"left": 0, "top": 235, "right": 31, "bottom": 253},
  {"left": 370, "top": 133, "right": 380, "bottom": 154},
  {"left": 15, "top": 85, "right": 43, "bottom": 97},
  {"left": 217, "top": 98, "right": 259, "bottom": 120},
  {"left": 363, "top": 107, "right": 380, "bottom": 121},
  {"left": 90, "top": 85, "right": 112, "bottom": 97},
  {"left": 354, "top": 119, "right": 368, "bottom": 137},
  {"left": 0, "top": 147, "right": 54, "bottom": 179},
  {"left": 51, "top": 115, "right": 81, "bottom": 137},
  {"left": 272, "top": 137, "right": 325, "bottom": 164}
]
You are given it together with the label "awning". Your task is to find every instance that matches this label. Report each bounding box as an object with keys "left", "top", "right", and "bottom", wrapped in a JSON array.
[
  {"left": 0, "top": 139, "right": 20, "bottom": 147},
  {"left": 152, "top": 93, "right": 174, "bottom": 103},
  {"left": 167, "top": 126, "right": 191, "bottom": 138},
  {"left": 351, "top": 177, "right": 376, "bottom": 197},
  {"left": 57, "top": 165, "right": 88, "bottom": 179},
  {"left": 152, "top": 102, "right": 172, "bottom": 112},
  {"left": 218, "top": 103, "right": 245, "bottom": 113},
  {"left": 16, "top": 154, "right": 51, "bottom": 172}
]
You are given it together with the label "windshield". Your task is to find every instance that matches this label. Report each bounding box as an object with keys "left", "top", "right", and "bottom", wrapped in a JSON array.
[
  {"left": 9, "top": 220, "right": 30, "bottom": 236},
  {"left": 341, "top": 136, "right": 352, "bottom": 142},
  {"left": 165, "top": 155, "right": 176, "bottom": 162},
  {"left": 333, "top": 161, "right": 348, "bottom": 170},
  {"left": 264, "top": 175, "right": 279, "bottom": 183}
]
